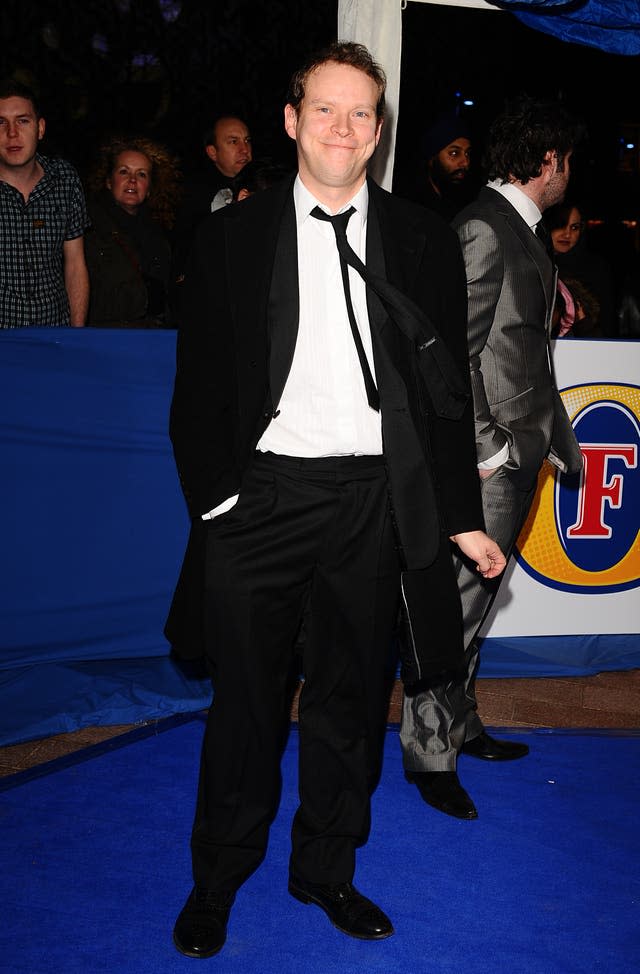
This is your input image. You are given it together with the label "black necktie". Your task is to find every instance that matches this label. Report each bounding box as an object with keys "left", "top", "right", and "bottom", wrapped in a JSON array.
[
  {"left": 311, "top": 205, "right": 469, "bottom": 421},
  {"left": 311, "top": 206, "right": 379, "bottom": 411}
]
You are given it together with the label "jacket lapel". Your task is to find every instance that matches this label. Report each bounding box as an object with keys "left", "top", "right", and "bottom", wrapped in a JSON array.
[
  {"left": 368, "top": 178, "right": 427, "bottom": 300},
  {"left": 267, "top": 190, "right": 299, "bottom": 411},
  {"left": 483, "top": 187, "right": 555, "bottom": 323},
  {"left": 224, "top": 178, "right": 299, "bottom": 413},
  {"left": 364, "top": 185, "right": 390, "bottom": 342}
]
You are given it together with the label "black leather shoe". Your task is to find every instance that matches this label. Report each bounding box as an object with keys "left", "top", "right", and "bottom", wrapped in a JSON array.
[
  {"left": 405, "top": 770, "right": 478, "bottom": 820},
  {"left": 461, "top": 731, "right": 529, "bottom": 761},
  {"left": 288, "top": 875, "right": 393, "bottom": 940},
  {"left": 173, "top": 886, "right": 235, "bottom": 958}
]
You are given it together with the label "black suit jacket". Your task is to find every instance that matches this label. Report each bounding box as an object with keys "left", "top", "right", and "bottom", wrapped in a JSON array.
[{"left": 168, "top": 176, "right": 485, "bottom": 681}]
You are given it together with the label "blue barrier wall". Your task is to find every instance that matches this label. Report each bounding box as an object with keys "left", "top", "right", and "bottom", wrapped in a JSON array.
[{"left": 1, "top": 329, "right": 638, "bottom": 746}]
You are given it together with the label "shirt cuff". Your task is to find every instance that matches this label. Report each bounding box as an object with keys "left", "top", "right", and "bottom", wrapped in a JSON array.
[
  {"left": 201, "top": 494, "right": 239, "bottom": 520},
  {"left": 478, "top": 442, "right": 509, "bottom": 470}
]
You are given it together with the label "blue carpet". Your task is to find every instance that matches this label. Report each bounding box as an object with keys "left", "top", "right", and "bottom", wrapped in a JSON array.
[{"left": 2, "top": 719, "right": 638, "bottom": 974}]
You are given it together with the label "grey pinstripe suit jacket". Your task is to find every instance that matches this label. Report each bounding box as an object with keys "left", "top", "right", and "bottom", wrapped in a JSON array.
[{"left": 453, "top": 187, "right": 583, "bottom": 489}]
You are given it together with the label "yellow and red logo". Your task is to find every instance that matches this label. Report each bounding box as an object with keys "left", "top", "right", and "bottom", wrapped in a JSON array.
[{"left": 516, "top": 383, "right": 640, "bottom": 593}]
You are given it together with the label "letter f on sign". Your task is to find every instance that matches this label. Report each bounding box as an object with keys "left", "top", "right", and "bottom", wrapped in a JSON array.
[{"left": 567, "top": 444, "right": 637, "bottom": 540}]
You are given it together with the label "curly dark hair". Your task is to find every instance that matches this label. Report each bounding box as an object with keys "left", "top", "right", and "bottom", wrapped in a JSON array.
[
  {"left": 286, "top": 41, "right": 386, "bottom": 120},
  {"left": 484, "top": 95, "right": 584, "bottom": 185},
  {"left": 88, "top": 136, "right": 182, "bottom": 229}
]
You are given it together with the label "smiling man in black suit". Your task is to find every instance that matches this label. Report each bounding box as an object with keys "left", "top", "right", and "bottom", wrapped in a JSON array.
[{"left": 169, "top": 41, "right": 505, "bottom": 960}]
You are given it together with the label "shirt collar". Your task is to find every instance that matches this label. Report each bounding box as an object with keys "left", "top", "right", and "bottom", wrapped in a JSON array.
[
  {"left": 487, "top": 179, "right": 542, "bottom": 229},
  {"left": 0, "top": 153, "right": 49, "bottom": 197},
  {"left": 294, "top": 174, "right": 368, "bottom": 227}
]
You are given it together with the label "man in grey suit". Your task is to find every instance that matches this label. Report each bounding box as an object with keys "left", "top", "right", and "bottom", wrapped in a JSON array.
[{"left": 401, "top": 96, "right": 585, "bottom": 819}]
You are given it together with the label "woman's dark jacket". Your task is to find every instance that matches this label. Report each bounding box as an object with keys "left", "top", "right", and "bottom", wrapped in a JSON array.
[{"left": 85, "top": 190, "right": 172, "bottom": 327}]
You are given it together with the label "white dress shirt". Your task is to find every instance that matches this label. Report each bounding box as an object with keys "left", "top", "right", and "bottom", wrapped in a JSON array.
[
  {"left": 203, "top": 176, "right": 382, "bottom": 520},
  {"left": 257, "top": 176, "right": 382, "bottom": 458},
  {"left": 487, "top": 179, "right": 542, "bottom": 231}
]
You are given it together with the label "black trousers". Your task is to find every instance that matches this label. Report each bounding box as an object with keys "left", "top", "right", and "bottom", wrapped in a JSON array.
[{"left": 191, "top": 451, "right": 401, "bottom": 891}]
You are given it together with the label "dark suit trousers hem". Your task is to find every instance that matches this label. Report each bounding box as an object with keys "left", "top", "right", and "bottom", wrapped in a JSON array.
[
  {"left": 400, "top": 464, "right": 537, "bottom": 771},
  {"left": 191, "top": 452, "right": 401, "bottom": 891}
]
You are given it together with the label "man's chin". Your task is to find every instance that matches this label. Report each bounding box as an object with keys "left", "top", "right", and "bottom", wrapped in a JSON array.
[{"left": 442, "top": 178, "right": 469, "bottom": 194}]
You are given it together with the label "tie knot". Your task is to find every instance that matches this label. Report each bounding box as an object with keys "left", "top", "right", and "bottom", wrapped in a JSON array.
[{"left": 311, "top": 205, "right": 355, "bottom": 237}]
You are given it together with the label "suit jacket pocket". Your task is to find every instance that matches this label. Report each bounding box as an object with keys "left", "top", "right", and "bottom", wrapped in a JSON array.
[{"left": 490, "top": 386, "right": 536, "bottom": 423}]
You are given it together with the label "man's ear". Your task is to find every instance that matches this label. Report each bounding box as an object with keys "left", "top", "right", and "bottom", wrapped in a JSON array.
[
  {"left": 542, "top": 149, "right": 558, "bottom": 176},
  {"left": 37, "top": 117, "right": 46, "bottom": 142},
  {"left": 284, "top": 104, "right": 297, "bottom": 141},
  {"left": 205, "top": 144, "right": 218, "bottom": 164}
]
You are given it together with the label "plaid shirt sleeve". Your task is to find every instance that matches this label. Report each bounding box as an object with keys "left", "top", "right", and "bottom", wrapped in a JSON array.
[{"left": 63, "top": 165, "right": 90, "bottom": 241}]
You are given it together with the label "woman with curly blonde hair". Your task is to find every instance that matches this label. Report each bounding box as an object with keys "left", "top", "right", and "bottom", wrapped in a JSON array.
[{"left": 85, "top": 136, "right": 181, "bottom": 327}]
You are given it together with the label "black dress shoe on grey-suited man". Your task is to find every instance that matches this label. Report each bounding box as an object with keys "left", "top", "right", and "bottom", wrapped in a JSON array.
[
  {"left": 461, "top": 730, "right": 529, "bottom": 761},
  {"left": 288, "top": 875, "right": 394, "bottom": 940},
  {"left": 173, "top": 887, "right": 236, "bottom": 958},
  {"left": 405, "top": 770, "right": 478, "bottom": 820}
]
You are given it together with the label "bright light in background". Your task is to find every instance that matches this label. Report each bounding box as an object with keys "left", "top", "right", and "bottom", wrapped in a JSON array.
[
  {"left": 455, "top": 92, "right": 474, "bottom": 108},
  {"left": 132, "top": 53, "right": 160, "bottom": 68}
]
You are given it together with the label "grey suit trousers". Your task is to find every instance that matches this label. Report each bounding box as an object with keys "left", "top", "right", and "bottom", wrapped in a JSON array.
[{"left": 400, "top": 463, "right": 537, "bottom": 771}]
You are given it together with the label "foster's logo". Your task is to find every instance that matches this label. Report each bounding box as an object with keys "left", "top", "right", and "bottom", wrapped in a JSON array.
[{"left": 516, "top": 383, "right": 640, "bottom": 594}]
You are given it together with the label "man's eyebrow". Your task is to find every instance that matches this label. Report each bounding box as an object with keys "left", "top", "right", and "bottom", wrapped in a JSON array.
[{"left": 308, "top": 98, "right": 376, "bottom": 111}]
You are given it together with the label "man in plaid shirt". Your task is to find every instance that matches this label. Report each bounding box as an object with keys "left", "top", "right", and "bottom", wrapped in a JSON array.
[{"left": 0, "top": 80, "right": 89, "bottom": 328}]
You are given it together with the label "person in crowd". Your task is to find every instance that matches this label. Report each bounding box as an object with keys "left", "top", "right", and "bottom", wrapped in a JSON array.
[
  {"left": 401, "top": 95, "right": 585, "bottom": 821},
  {"left": 205, "top": 115, "right": 253, "bottom": 189},
  {"left": 168, "top": 40, "right": 505, "bottom": 959},
  {"left": 544, "top": 200, "right": 614, "bottom": 335},
  {"left": 399, "top": 112, "right": 474, "bottom": 221},
  {"left": 552, "top": 275, "right": 601, "bottom": 338},
  {"left": 84, "top": 137, "right": 179, "bottom": 327},
  {"left": 230, "top": 158, "right": 292, "bottom": 201},
  {"left": 0, "top": 79, "right": 89, "bottom": 328},
  {"left": 172, "top": 115, "right": 252, "bottom": 277},
  {"left": 618, "top": 265, "right": 640, "bottom": 337},
  {"left": 205, "top": 158, "right": 293, "bottom": 215}
]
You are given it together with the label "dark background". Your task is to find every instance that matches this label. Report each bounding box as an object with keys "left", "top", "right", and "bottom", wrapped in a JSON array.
[
  {"left": 0, "top": 0, "right": 336, "bottom": 174},
  {"left": 396, "top": 3, "right": 640, "bottom": 227},
  {"left": 2, "top": 0, "right": 639, "bottom": 255}
]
